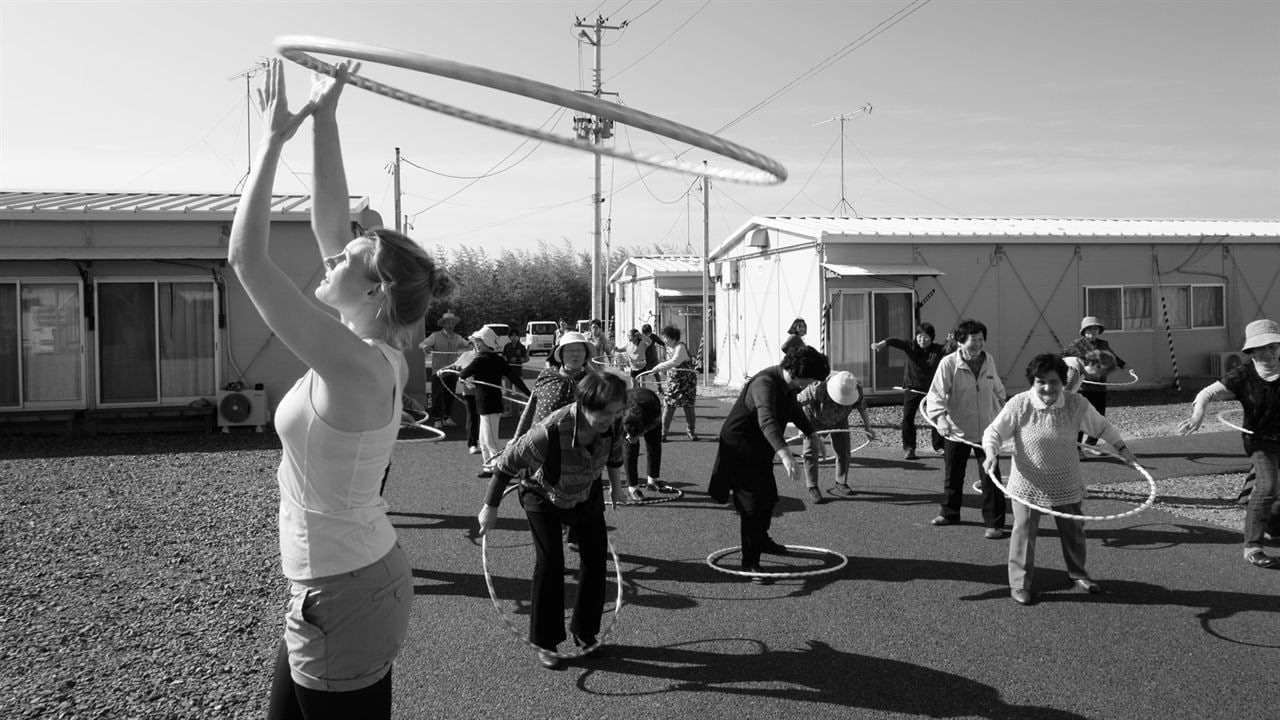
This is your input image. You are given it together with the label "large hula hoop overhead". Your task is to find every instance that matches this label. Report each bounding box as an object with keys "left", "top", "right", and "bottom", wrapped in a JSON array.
[
  {"left": 481, "top": 533, "right": 624, "bottom": 660},
  {"left": 919, "top": 405, "right": 1156, "bottom": 522},
  {"left": 706, "top": 545, "right": 848, "bottom": 580},
  {"left": 274, "top": 36, "right": 787, "bottom": 185}
]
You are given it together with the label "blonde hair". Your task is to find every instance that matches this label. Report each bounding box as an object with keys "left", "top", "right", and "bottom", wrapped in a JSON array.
[{"left": 366, "top": 229, "right": 454, "bottom": 350}]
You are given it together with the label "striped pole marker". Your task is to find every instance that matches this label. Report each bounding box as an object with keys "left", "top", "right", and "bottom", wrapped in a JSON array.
[
  {"left": 1159, "top": 290, "right": 1181, "bottom": 391},
  {"left": 821, "top": 302, "right": 831, "bottom": 354}
]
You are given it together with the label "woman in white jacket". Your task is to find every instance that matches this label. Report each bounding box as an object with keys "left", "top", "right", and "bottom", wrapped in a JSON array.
[{"left": 925, "top": 319, "right": 1009, "bottom": 538}]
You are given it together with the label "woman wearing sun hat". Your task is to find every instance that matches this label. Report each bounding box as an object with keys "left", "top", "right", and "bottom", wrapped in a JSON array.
[
  {"left": 796, "top": 371, "right": 876, "bottom": 503},
  {"left": 514, "top": 331, "right": 598, "bottom": 439},
  {"left": 458, "top": 326, "right": 530, "bottom": 477},
  {"left": 1061, "top": 316, "right": 1127, "bottom": 448},
  {"left": 1178, "top": 319, "right": 1280, "bottom": 569}
]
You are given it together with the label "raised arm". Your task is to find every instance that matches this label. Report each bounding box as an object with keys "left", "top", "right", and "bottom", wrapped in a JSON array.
[{"left": 309, "top": 62, "right": 360, "bottom": 258}]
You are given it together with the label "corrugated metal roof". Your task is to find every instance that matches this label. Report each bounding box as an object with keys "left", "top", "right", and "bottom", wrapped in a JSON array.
[
  {"left": 0, "top": 191, "right": 369, "bottom": 220},
  {"left": 608, "top": 255, "right": 703, "bottom": 283},
  {"left": 712, "top": 215, "right": 1280, "bottom": 260}
]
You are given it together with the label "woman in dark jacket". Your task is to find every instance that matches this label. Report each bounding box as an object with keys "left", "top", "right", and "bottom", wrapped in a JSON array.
[
  {"left": 872, "top": 321, "right": 948, "bottom": 459},
  {"left": 709, "top": 346, "right": 830, "bottom": 577}
]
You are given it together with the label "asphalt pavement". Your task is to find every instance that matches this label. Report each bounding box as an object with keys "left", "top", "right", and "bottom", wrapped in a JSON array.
[{"left": 380, "top": 389, "right": 1276, "bottom": 720}]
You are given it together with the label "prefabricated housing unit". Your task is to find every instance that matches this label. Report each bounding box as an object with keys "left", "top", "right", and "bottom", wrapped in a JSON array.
[{"left": 708, "top": 216, "right": 1280, "bottom": 395}]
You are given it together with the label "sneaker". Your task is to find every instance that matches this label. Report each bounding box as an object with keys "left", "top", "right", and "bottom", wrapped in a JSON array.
[
  {"left": 686, "top": 431, "right": 698, "bottom": 441},
  {"left": 645, "top": 479, "right": 678, "bottom": 494},
  {"left": 934, "top": 446, "right": 945, "bottom": 456},
  {"left": 760, "top": 538, "right": 789, "bottom": 555},
  {"left": 477, "top": 467, "right": 494, "bottom": 479},
  {"left": 806, "top": 487, "right": 824, "bottom": 504},
  {"left": 468, "top": 446, "right": 480, "bottom": 455},
  {"left": 830, "top": 483, "right": 856, "bottom": 497},
  {"left": 904, "top": 448, "right": 918, "bottom": 460},
  {"left": 442, "top": 418, "right": 458, "bottom": 428},
  {"left": 627, "top": 486, "right": 646, "bottom": 502},
  {"left": 984, "top": 527, "right": 1008, "bottom": 540}
]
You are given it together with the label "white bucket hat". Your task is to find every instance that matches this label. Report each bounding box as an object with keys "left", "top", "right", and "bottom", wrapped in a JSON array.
[
  {"left": 469, "top": 326, "right": 500, "bottom": 352},
  {"left": 1242, "top": 319, "right": 1280, "bottom": 353},
  {"left": 1079, "top": 316, "right": 1105, "bottom": 335},
  {"left": 826, "top": 371, "right": 862, "bottom": 406},
  {"left": 552, "top": 331, "right": 595, "bottom": 364}
]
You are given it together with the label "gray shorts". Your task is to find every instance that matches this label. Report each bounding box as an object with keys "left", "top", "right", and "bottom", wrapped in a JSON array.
[{"left": 283, "top": 543, "right": 413, "bottom": 692}]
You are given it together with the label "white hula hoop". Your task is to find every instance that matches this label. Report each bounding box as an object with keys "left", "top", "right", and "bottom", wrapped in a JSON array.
[
  {"left": 920, "top": 408, "right": 1154, "bottom": 521},
  {"left": 706, "top": 545, "right": 848, "bottom": 580},
  {"left": 784, "top": 428, "right": 872, "bottom": 455},
  {"left": 274, "top": 36, "right": 786, "bottom": 185},
  {"left": 396, "top": 420, "right": 446, "bottom": 443},
  {"left": 467, "top": 378, "right": 530, "bottom": 407},
  {"left": 1081, "top": 369, "right": 1140, "bottom": 387},
  {"left": 1216, "top": 409, "right": 1252, "bottom": 434},
  {"left": 622, "top": 487, "right": 686, "bottom": 506},
  {"left": 482, "top": 533, "right": 623, "bottom": 660},
  {"left": 893, "top": 386, "right": 928, "bottom": 396}
]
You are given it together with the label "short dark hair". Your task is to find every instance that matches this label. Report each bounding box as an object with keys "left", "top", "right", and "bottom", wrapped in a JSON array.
[
  {"left": 576, "top": 370, "right": 628, "bottom": 411},
  {"left": 621, "top": 387, "right": 662, "bottom": 437},
  {"left": 788, "top": 317, "right": 807, "bottom": 335},
  {"left": 661, "top": 325, "right": 681, "bottom": 342},
  {"left": 641, "top": 323, "right": 653, "bottom": 334},
  {"left": 916, "top": 322, "right": 936, "bottom": 340},
  {"left": 780, "top": 346, "right": 830, "bottom": 382},
  {"left": 1025, "top": 353, "right": 1068, "bottom": 384},
  {"left": 953, "top": 319, "right": 988, "bottom": 344}
]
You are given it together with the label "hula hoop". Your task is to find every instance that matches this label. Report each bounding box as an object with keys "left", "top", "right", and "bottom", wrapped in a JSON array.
[
  {"left": 622, "top": 487, "right": 686, "bottom": 506},
  {"left": 481, "top": 533, "right": 623, "bottom": 660},
  {"left": 705, "top": 545, "right": 848, "bottom": 580},
  {"left": 396, "top": 420, "right": 446, "bottom": 443},
  {"left": 590, "top": 354, "right": 631, "bottom": 371},
  {"left": 893, "top": 386, "right": 927, "bottom": 396},
  {"left": 920, "top": 408, "right": 1155, "bottom": 521},
  {"left": 275, "top": 36, "right": 786, "bottom": 185},
  {"left": 467, "top": 378, "right": 529, "bottom": 407},
  {"left": 1216, "top": 409, "right": 1252, "bottom": 434},
  {"left": 1082, "top": 369, "right": 1140, "bottom": 387},
  {"left": 784, "top": 428, "right": 872, "bottom": 455}
]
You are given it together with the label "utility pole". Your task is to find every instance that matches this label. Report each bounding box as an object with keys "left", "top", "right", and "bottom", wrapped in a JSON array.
[
  {"left": 393, "top": 148, "right": 402, "bottom": 233},
  {"left": 811, "top": 104, "right": 872, "bottom": 217},
  {"left": 573, "top": 15, "right": 625, "bottom": 322},
  {"left": 701, "top": 164, "right": 711, "bottom": 385}
]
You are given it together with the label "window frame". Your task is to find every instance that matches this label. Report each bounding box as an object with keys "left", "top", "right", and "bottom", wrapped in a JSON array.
[
  {"left": 1084, "top": 284, "right": 1157, "bottom": 333},
  {"left": 0, "top": 277, "right": 87, "bottom": 411}
]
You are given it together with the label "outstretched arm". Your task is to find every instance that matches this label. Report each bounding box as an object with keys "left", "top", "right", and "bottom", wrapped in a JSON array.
[{"left": 310, "top": 62, "right": 360, "bottom": 258}]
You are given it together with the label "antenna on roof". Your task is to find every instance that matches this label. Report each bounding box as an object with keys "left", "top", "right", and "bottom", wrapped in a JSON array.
[
  {"left": 228, "top": 60, "right": 271, "bottom": 192},
  {"left": 811, "top": 103, "right": 872, "bottom": 218}
]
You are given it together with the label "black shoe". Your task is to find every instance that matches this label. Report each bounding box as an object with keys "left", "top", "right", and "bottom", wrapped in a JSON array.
[
  {"left": 537, "top": 650, "right": 564, "bottom": 669},
  {"left": 572, "top": 634, "right": 599, "bottom": 655},
  {"left": 742, "top": 563, "right": 772, "bottom": 584},
  {"left": 931, "top": 515, "right": 956, "bottom": 526},
  {"left": 760, "top": 539, "right": 789, "bottom": 555},
  {"left": 477, "top": 468, "right": 493, "bottom": 479},
  {"left": 904, "top": 448, "right": 918, "bottom": 460}
]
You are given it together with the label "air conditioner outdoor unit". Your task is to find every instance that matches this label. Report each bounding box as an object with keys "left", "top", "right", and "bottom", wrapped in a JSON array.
[
  {"left": 1209, "top": 351, "right": 1249, "bottom": 377},
  {"left": 217, "top": 389, "right": 269, "bottom": 432}
]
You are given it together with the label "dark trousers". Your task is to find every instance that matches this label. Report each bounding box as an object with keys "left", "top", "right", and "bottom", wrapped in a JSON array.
[
  {"left": 431, "top": 373, "right": 456, "bottom": 421},
  {"left": 521, "top": 483, "right": 608, "bottom": 651},
  {"left": 732, "top": 481, "right": 779, "bottom": 567},
  {"left": 463, "top": 396, "right": 479, "bottom": 447},
  {"left": 1078, "top": 389, "right": 1107, "bottom": 445},
  {"left": 625, "top": 424, "right": 663, "bottom": 486},
  {"left": 940, "top": 440, "right": 1007, "bottom": 528},
  {"left": 902, "top": 391, "right": 944, "bottom": 451},
  {"left": 1244, "top": 451, "right": 1280, "bottom": 548}
]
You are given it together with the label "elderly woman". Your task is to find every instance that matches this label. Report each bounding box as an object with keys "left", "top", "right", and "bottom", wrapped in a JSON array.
[
  {"left": 1061, "top": 316, "right": 1127, "bottom": 447},
  {"left": 709, "top": 346, "right": 830, "bottom": 579},
  {"left": 649, "top": 325, "right": 698, "bottom": 441},
  {"left": 478, "top": 373, "right": 648, "bottom": 669},
  {"left": 234, "top": 62, "right": 452, "bottom": 719},
  {"left": 514, "top": 330, "right": 597, "bottom": 439}
]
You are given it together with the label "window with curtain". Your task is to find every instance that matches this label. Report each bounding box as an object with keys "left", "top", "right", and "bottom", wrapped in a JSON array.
[
  {"left": 829, "top": 292, "right": 869, "bottom": 381},
  {"left": 98, "top": 280, "right": 217, "bottom": 405},
  {"left": 21, "top": 283, "right": 83, "bottom": 404},
  {"left": 1084, "top": 287, "right": 1122, "bottom": 330},
  {"left": 1122, "top": 287, "right": 1152, "bottom": 329},
  {"left": 1161, "top": 286, "right": 1190, "bottom": 329},
  {"left": 0, "top": 283, "right": 18, "bottom": 407},
  {"left": 872, "top": 291, "right": 914, "bottom": 391},
  {"left": 1191, "top": 285, "right": 1225, "bottom": 328}
]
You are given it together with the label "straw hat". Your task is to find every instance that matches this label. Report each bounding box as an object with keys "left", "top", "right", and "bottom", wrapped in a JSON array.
[
  {"left": 469, "top": 326, "right": 500, "bottom": 352},
  {"left": 826, "top": 371, "right": 862, "bottom": 406},
  {"left": 552, "top": 331, "right": 595, "bottom": 364},
  {"left": 1242, "top": 319, "right": 1280, "bottom": 353},
  {"left": 1079, "top": 316, "right": 1105, "bottom": 335},
  {"left": 437, "top": 311, "right": 459, "bottom": 327}
]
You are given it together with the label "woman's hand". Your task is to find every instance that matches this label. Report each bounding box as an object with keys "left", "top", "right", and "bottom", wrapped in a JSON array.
[
  {"left": 777, "top": 450, "right": 800, "bottom": 482},
  {"left": 310, "top": 61, "right": 360, "bottom": 117},
  {"left": 981, "top": 454, "right": 998, "bottom": 477},
  {"left": 477, "top": 504, "right": 499, "bottom": 536},
  {"left": 1176, "top": 412, "right": 1203, "bottom": 436},
  {"left": 257, "top": 59, "right": 313, "bottom": 143}
]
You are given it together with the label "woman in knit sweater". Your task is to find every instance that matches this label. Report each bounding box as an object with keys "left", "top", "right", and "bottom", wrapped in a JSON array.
[{"left": 983, "top": 354, "right": 1138, "bottom": 606}]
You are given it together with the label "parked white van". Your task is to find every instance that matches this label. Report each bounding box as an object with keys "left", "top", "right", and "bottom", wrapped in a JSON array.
[{"left": 525, "top": 320, "right": 557, "bottom": 355}]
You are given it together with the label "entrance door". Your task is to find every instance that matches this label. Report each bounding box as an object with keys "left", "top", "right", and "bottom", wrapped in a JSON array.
[
  {"left": 871, "top": 291, "right": 915, "bottom": 392},
  {"left": 828, "top": 292, "right": 869, "bottom": 382},
  {"left": 829, "top": 289, "right": 915, "bottom": 392}
]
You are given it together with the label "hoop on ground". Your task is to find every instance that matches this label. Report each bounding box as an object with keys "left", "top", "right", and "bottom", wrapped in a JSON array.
[
  {"left": 706, "top": 545, "right": 848, "bottom": 579},
  {"left": 397, "top": 420, "right": 446, "bottom": 443},
  {"left": 622, "top": 487, "right": 686, "bottom": 506},
  {"left": 1082, "top": 369, "right": 1140, "bottom": 387},
  {"left": 1216, "top": 409, "right": 1252, "bottom": 434},
  {"left": 481, "top": 533, "right": 623, "bottom": 659},
  {"left": 274, "top": 36, "right": 786, "bottom": 185}
]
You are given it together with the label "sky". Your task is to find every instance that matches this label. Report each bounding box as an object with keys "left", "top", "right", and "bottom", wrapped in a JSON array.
[{"left": 1, "top": 0, "right": 1277, "bottom": 258}]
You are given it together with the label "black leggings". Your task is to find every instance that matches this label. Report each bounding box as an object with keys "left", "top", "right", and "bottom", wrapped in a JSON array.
[{"left": 267, "top": 639, "right": 393, "bottom": 720}]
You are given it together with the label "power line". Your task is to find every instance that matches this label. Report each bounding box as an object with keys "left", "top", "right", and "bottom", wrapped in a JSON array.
[{"left": 611, "top": 0, "right": 709, "bottom": 80}]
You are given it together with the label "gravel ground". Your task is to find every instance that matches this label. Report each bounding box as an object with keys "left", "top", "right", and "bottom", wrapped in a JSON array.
[{"left": 0, "top": 388, "right": 1250, "bottom": 719}]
